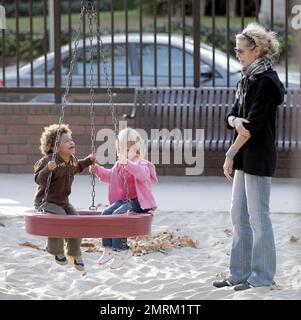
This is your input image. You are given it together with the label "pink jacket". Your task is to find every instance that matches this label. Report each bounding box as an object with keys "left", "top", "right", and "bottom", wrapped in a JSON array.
[{"left": 94, "top": 159, "right": 158, "bottom": 210}]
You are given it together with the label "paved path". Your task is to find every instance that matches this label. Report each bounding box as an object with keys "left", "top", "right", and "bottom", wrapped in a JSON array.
[{"left": 0, "top": 174, "right": 300, "bottom": 216}]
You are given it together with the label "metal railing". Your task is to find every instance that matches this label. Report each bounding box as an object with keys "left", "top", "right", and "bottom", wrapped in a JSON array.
[{"left": 0, "top": 0, "right": 299, "bottom": 103}]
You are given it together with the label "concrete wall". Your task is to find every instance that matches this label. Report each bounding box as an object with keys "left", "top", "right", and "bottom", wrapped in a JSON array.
[{"left": 0, "top": 103, "right": 299, "bottom": 177}]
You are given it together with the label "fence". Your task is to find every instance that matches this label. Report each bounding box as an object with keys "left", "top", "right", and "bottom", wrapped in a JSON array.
[{"left": 0, "top": 0, "right": 300, "bottom": 103}]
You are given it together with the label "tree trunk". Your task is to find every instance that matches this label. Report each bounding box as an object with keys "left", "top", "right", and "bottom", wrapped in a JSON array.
[
  {"left": 229, "top": 0, "right": 237, "bottom": 17},
  {"left": 200, "top": 0, "right": 206, "bottom": 16},
  {"left": 259, "top": 0, "right": 286, "bottom": 24},
  {"left": 172, "top": 0, "right": 182, "bottom": 16}
]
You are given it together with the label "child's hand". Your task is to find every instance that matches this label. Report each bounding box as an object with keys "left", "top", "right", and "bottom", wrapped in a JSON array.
[
  {"left": 89, "top": 154, "right": 96, "bottom": 164},
  {"left": 89, "top": 164, "right": 96, "bottom": 175},
  {"left": 118, "top": 153, "right": 128, "bottom": 165},
  {"left": 118, "top": 147, "right": 137, "bottom": 164},
  {"left": 128, "top": 147, "right": 137, "bottom": 161},
  {"left": 47, "top": 160, "right": 57, "bottom": 171}
]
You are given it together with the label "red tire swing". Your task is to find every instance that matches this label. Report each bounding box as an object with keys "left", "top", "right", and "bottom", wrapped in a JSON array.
[
  {"left": 25, "top": 210, "right": 153, "bottom": 238},
  {"left": 25, "top": 1, "right": 153, "bottom": 239}
]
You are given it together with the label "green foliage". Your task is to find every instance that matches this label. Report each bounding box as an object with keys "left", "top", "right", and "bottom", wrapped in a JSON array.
[
  {"left": 141, "top": 0, "right": 258, "bottom": 17},
  {"left": 141, "top": 0, "right": 192, "bottom": 16},
  {"left": 154, "top": 21, "right": 296, "bottom": 63},
  {"left": 0, "top": 32, "right": 64, "bottom": 61},
  {"left": 5, "top": 1, "right": 47, "bottom": 17},
  {"left": 4, "top": 0, "right": 139, "bottom": 17}
]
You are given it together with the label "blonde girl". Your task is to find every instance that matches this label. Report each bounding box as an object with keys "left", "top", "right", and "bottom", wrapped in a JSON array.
[{"left": 90, "top": 128, "right": 157, "bottom": 268}]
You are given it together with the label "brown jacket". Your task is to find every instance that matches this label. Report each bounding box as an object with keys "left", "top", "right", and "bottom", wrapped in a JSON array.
[{"left": 34, "top": 154, "right": 93, "bottom": 205}]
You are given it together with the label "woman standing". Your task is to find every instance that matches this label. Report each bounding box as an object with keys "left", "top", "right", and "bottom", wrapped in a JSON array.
[{"left": 213, "top": 23, "right": 285, "bottom": 291}]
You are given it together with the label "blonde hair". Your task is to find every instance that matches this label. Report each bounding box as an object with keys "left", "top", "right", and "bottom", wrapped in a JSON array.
[
  {"left": 117, "top": 127, "right": 146, "bottom": 158},
  {"left": 236, "top": 22, "right": 279, "bottom": 60},
  {"left": 39, "top": 123, "right": 71, "bottom": 156}
]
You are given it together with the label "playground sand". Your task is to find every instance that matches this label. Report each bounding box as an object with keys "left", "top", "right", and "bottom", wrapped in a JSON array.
[{"left": 0, "top": 210, "right": 300, "bottom": 300}]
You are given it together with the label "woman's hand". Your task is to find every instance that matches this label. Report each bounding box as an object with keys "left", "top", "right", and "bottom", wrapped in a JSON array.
[
  {"left": 47, "top": 160, "right": 57, "bottom": 171},
  {"left": 223, "top": 157, "right": 234, "bottom": 182},
  {"left": 233, "top": 118, "right": 251, "bottom": 138}
]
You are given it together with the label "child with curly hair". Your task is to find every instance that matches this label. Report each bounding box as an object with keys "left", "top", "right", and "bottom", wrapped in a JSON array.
[{"left": 34, "top": 123, "right": 95, "bottom": 271}]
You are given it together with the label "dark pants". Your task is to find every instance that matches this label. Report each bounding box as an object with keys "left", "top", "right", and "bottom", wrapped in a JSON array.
[
  {"left": 34, "top": 202, "right": 82, "bottom": 257},
  {"left": 102, "top": 199, "right": 150, "bottom": 250}
]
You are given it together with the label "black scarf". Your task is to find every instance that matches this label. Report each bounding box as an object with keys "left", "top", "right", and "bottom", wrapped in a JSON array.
[{"left": 236, "top": 57, "right": 273, "bottom": 116}]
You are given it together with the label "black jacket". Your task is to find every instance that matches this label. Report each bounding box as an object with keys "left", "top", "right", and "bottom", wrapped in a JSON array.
[{"left": 225, "top": 69, "right": 285, "bottom": 176}]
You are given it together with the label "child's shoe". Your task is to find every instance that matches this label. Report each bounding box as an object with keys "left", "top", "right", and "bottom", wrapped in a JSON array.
[
  {"left": 109, "top": 250, "right": 132, "bottom": 269},
  {"left": 54, "top": 254, "right": 68, "bottom": 266},
  {"left": 97, "top": 248, "right": 115, "bottom": 265},
  {"left": 68, "top": 255, "right": 85, "bottom": 271}
]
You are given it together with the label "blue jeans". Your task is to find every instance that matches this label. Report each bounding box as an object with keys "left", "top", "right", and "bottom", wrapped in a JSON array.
[
  {"left": 102, "top": 199, "right": 150, "bottom": 250},
  {"left": 227, "top": 170, "right": 276, "bottom": 287}
]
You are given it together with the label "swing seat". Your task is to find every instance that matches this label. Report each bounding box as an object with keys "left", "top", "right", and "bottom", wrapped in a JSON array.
[{"left": 25, "top": 210, "right": 153, "bottom": 238}]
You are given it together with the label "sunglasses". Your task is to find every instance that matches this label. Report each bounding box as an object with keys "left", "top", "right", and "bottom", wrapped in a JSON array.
[{"left": 234, "top": 47, "right": 256, "bottom": 55}]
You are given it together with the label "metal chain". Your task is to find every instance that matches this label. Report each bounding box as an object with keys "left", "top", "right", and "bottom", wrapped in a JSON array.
[
  {"left": 39, "top": 0, "right": 132, "bottom": 213},
  {"left": 38, "top": 1, "right": 86, "bottom": 212},
  {"left": 93, "top": 3, "right": 132, "bottom": 212},
  {"left": 94, "top": 13, "right": 118, "bottom": 137},
  {"left": 87, "top": 3, "right": 97, "bottom": 210}
]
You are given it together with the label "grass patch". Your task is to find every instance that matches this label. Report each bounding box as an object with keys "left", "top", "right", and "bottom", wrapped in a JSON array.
[{"left": 4, "top": 11, "right": 255, "bottom": 34}]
